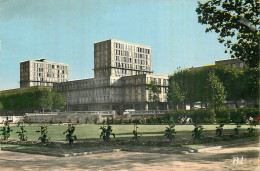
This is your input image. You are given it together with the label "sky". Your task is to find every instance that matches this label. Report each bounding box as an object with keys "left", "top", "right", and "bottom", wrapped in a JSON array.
[{"left": 0, "top": 0, "right": 230, "bottom": 90}]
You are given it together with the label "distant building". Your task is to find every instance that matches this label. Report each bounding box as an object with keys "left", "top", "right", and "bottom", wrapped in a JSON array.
[
  {"left": 215, "top": 58, "right": 245, "bottom": 68},
  {"left": 189, "top": 58, "right": 245, "bottom": 70},
  {"left": 20, "top": 59, "right": 69, "bottom": 88},
  {"left": 94, "top": 39, "right": 153, "bottom": 78},
  {"left": 54, "top": 39, "right": 168, "bottom": 113}
]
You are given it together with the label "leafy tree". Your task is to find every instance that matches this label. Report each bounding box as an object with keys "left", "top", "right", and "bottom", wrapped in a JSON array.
[
  {"left": 146, "top": 80, "right": 162, "bottom": 118},
  {"left": 0, "top": 88, "right": 65, "bottom": 112},
  {"left": 52, "top": 90, "right": 65, "bottom": 109},
  {"left": 38, "top": 89, "right": 53, "bottom": 112},
  {"left": 196, "top": 0, "right": 260, "bottom": 68},
  {"left": 208, "top": 71, "right": 227, "bottom": 109},
  {"left": 167, "top": 77, "right": 185, "bottom": 110}
]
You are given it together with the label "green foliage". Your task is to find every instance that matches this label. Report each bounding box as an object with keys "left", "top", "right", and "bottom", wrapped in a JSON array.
[
  {"left": 85, "top": 117, "right": 89, "bottom": 124},
  {"left": 36, "top": 125, "right": 50, "bottom": 143},
  {"left": 164, "top": 124, "right": 176, "bottom": 142},
  {"left": 16, "top": 126, "right": 27, "bottom": 141},
  {"left": 146, "top": 80, "right": 161, "bottom": 118},
  {"left": 168, "top": 65, "right": 258, "bottom": 109},
  {"left": 196, "top": 0, "right": 260, "bottom": 68},
  {"left": 76, "top": 117, "right": 80, "bottom": 124},
  {"left": 234, "top": 123, "right": 241, "bottom": 135},
  {"left": 215, "top": 106, "right": 231, "bottom": 123},
  {"left": 63, "top": 124, "right": 77, "bottom": 144},
  {"left": 247, "top": 120, "right": 256, "bottom": 136},
  {"left": 190, "top": 109, "right": 214, "bottom": 124},
  {"left": 208, "top": 71, "right": 227, "bottom": 108},
  {"left": 237, "top": 108, "right": 259, "bottom": 118},
  {"left": 99, "top": 124, "right": 115, "bottom": 142},
  {"left": 0, "top": 125, "right": 12, "bottom": 140},
  {"left": 216, "top": 124, "right": 224, "bottom": 137},
  {"left": 49, "top": 117, "right": 54, "bottom": 124},
  {"left": 243, "top": 67, "right": 259, "bottom": 101},
  {"left": 230, "top": 109, "right": 247, "bottom": 123},
  {"left": 132, "top": 120, "right": 141, "bottom": 141},
  {"left": 0, "top": 88, "right": 65, "bottom": 111},
  {"left": 167, "top": 77, "right": 185, "bottom": 110},
  {"left": 192, "top": 123, "right": 204, "bottom": 140}
]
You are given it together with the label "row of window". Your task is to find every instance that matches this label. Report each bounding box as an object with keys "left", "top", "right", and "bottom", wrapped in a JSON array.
[
  {"left": 114, "top": 50, "right": 150, "bottom": 60},
  {"left": 114, "top": 42, "right": 151, "bottom": 55}
]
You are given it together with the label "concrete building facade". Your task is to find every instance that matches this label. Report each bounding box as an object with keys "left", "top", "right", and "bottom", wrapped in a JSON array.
[
  {"left": 94, "top": 39, "right": 153, "bottom": 78},
  {"left": 54, "top": 39, "right": 168, "bottom": 114},
  {"left": 20, "top": 59, "right": 69, "bottom": 88},
  {"left": 54, "top": 74, "right": 168, "bottom": 113}
]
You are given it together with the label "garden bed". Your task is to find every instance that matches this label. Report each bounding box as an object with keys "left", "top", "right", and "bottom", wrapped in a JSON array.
[{"left": 0, "top": 132, "right": 258, "bottom": 157}]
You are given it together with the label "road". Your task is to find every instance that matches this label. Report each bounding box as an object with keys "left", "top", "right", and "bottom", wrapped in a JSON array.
[{"left": 0, "top": 142, "right": 259, "bottom": 171}]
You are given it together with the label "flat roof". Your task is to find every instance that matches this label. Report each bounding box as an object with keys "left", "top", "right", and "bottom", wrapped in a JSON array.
[
  {"left": 20, "top": 59, "right": 69, "bottom": 65},
  {"left": 94, "top": 39, "right": 151, "bottom": 48}
]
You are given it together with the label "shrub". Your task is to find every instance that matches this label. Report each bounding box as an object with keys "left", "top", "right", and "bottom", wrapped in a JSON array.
[
  {"left": 164, "top": 124, "right": 176, "bottom": 142},
  {"left": 146, "top": 116, "right": 154, "bottom": 124},
  {"left": 99, "top": 124, "right": 115, "bottom": 142},
  {"left": 85, "top": 117, "right": 89, "bottom": 124},
  {"left": 94, "top": 117, "right": 98, "bottom": 124},
  {"left": 0, "top": 125, "right": 12, "bottom": 140},
  {"left": 237, "top": 108, "right": 259, "bottom": 118},
  {"left": 156, "top": 116, "right": 163, "bottom": 124},
  {"left": 63, "top": 124, "right": 77, "bottom": 144},
  {"left": 16, "top": 126, "right": 27, "bottom": 141},
  {"left": 233, "top": 123, "right": 241, "bottom": 135},
  {"left": 216, "top": 124, "right": 224, "bottom": 137},
  {"left": 215, "top": 106, "right": 231, "bottom": 123},
  {"left": 230, "top": 110, "right": 246, "bottom": 123},
  {"left": 49, "top": 117, "right": 54, "bottom": 124},
  {"left": 76, "top": 117, "right": 80, "bottom": 124},
  {"left": 192, "top": 122, "right": 204, "bottom": 140},
  {"left": 128, "top": 117, "right": 133, "bottom": 124},
  {"left": 36, "top": 125, "right": 50, "bottom": 143},
  {"left": 190, "top": 109, "right": 213, "bottom": 123},
  {"left": 132, "top": 120, "right": 141, "bottom": 141},
  {"left": 247, "top": 120, "right": 256, "bottom": 136}
]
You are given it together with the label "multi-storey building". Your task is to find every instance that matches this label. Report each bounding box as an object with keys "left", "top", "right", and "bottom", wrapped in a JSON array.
[
  {"left": 20, "top": 59, "right": 69, "bottom": 88},
  {"left": 54, "top": 39, "right": 168, "bottom": 113},
  {"left": 94, "top": 39, "right": 152, "bottom": 77}
]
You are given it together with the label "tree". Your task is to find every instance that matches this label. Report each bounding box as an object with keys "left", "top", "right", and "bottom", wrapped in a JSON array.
[
  {"left": 0, "top": 88, "right": 65, "bottom": 113},
  {"left": 196, "top": 0, "right": 260, "bottom": 68},
  {"left": 167, "top": 77, "right": 185, "bottom": 110},
  {"left": 146, "top": 80, "right": 161, "bottom": 118},
  {"left": 38, "top": 89, "right": 53, "bottom": 112},
  {"left": 52, "top": 91, "right": 65, "bottom": 109},
  {"left": 208, "top": 71, "right": 227, "bottom": 109}
]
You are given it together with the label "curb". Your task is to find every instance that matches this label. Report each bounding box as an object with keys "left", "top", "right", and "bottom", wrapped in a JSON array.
[
  {"left": 1, "top": 147, "right": 121, "bottom": 157},
  {"left": 1, "top": 139, "right": 258, "bottom": 157}
]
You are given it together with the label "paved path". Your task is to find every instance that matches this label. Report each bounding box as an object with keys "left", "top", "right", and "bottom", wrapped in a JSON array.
[{"left": 0, "top": 143, "right": 259, "bottom": 171}]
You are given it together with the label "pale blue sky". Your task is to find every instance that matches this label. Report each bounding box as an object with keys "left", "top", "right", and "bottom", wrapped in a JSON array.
[{"left": 0, "top": 0, "right": 230, "bottom": 90}]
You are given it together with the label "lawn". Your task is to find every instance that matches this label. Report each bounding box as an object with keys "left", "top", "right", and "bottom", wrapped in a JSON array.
[{"left": 2, "top": 124, "right": 259, "bottom": 142}]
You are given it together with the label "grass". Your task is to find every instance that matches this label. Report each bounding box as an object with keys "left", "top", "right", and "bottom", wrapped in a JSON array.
[{"left": 1, "top": 124, "right": 259, "bottom": 142}]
